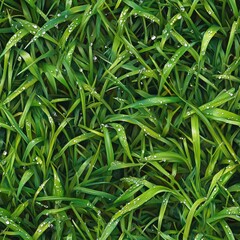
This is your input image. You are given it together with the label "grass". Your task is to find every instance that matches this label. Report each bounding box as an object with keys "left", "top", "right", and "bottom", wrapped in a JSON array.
[{"left": 0, "top": 0, "right": 240, "bottom": 239}]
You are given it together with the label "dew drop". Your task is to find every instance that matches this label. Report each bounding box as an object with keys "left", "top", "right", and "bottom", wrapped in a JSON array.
[
  {"left": 180, "top": 6, "right": 185, "bottom": 12},
  {"left": 151, "top": 35, "right": 156, "bottom": 40}
]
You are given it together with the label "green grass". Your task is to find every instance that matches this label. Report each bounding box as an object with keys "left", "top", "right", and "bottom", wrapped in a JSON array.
[{"left": 0, "top": 0, "right": 240, "bottom": 239}]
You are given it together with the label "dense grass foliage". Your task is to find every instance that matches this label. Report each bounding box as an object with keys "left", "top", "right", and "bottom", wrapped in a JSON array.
[{"left": 0, "top": 0, "right": 240, "bottom": 239}]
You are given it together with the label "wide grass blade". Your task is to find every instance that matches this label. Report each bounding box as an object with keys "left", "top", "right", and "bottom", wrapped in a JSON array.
[
  {"left": 32, "top": 218, "right": 55, "bottom": 240},
  {"left": 0, "top": 214, "right": 32, "bottom": 239},
  {"left": 121, "top": 96, "right": 180, "bottom": 109},
  {"left": 100, "top": 186, "right": 180, "bottom": 240},
  {"left": 16, "top": 169, "right": 34, "bottom": 199},
  {"left": 159, "top": 45, "right": 192, "bottom": 93},
  {"left": 0, "top": 29, "right": 29, "bottom": 59},
  {"left": 191, "top": 115, "right": 201, "bottom": 188},
  {"left": 183, "top": 198, "right": 206, "bottom": 240}
]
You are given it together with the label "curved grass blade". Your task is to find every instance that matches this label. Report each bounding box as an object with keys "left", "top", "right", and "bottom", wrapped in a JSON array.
[
  {"left": 22, "top": 137, "right": 44, "bottom": 162},
  {"left": 32, "top": 218, "right": 55, "bottom": 240},
  {"left": 117, "top": 6, "right": 130, "bottom": 34},
  {"left": 110, "top": 123, "right": 133, "bottom": 162},
  {"left": 73, "top": 187, "right": 115, "bottom": 200},
  {"left": 223, "top": 57, "right": 240, "bottom": 75},
  {"left": 41, "top": 65, "right": 57, "bottom": 93},
  {"left": 66, "top": 98, "right": 81, "bottom": 118},
  {"left": 191, "top": 115, "right": 201, "bottom": 188},
  {"left": 0, "top": 29, "right": 29, "bottom": 59},
  {"left": 207, "top": 207, "right": 240, "bottom": 223},
  {"left": 18, "top": 50, "right": 40, "bottom": 79},
  {"left": 60, "top": 16, "right": 81, "bottom": 47},
  {"left": 199, "top": 26, "right": 221, "bottom": 65},
  {"left": 16, "top": 169, "right": 34, "bottom": 199},
  {"left": 158, "top": 193, "right": 170, "bottom": 232},
  {"left": 159, "top": 44, "right": 192, "bottom": 93},
  {"left": 100, "top": 186, "right": 178, "bottom": 240},
  {"left": 159, "top": 232, "right": 176, "bottom": 240},
  {"left": 142, "top": 151, "right": 191, "bottom": 170},
  {"left": 204, "top": 146, "right": 222, "bottom": 178},
  {"left": 219, "top": 220, "right": 235, "bottom": 240},
  {"left": 204, "top": 108, "right": 240, "bottom": 126},
  {"left": 68, "top": 157, "right": 93, "bottom": 191},
  {"left": 36, "top": 206, "right": 71, "bottom": 221},
  {"left": 228, "top": 0, "right": 238, "bottom": 18},
  {"left": 1, "top": 107, "right": 29, "bottom": 143},
  {"left": 25, "top": 6, "right": 89, "bottom": 49},
  {"left": 12, "top": 201, "right": 29, "bottom": 218},
  {"left": 114, "top": 182, "right": 144, "bottom": 204},
  {"left": 83, "top": 142, "right": 102, "bottom": 182},
  {"left": 102, "top": 125, "right": 114, "bottom": 167},
  {"left": 185, "top": 88, "right": 235, "bottom": 117},
  {"left": 194, "top": 233, "right": 204, "bottom": 240},
  {"left": 53, "top": 132, "right": 95, "bottom": 161},
  {"left": 19, "top": 92, "right": 36, "bottom": 128},
  {"left": 16, "top": 18, "right": 57, "bottom": 45},
  {"left": 3, "top": 78, "right": 37, "bottom": 105},
  {"left": 178, "top": 96, "right": 232, "bottom": 159},
  {"left": 59, "top": 5, "right": 92, "bottom": 48},
  {"left": 32, "top": 179, "right": 50, "bottom": 212},
  {"left": 109, "top": 161, "right": 143, "bottom": 170},
  {"left": 0, "top": 51, "right": 10, "bottom": 95},
  {"left": 52, "top": 165, "right": 64, "bottom": 197},
  {"left": 17, "top": 50, "right": 55, "bottom": 76},
  {"left": 18, "top": 50, "right": 47, "bottom": 96},
  {"left": 183, "top": 198, "right": 206, "bottom": 240},
  {"left": 36, "top": 196, "right": 96, "bottom": 210},
  {"left": 83, "top": 83, "right": 114, "bottom": 114},
  {"left": 46, "top": 118, "right": 70, "bottom": 167},
  {"left": 125, "top": 0, "right": 160, "bottom": 24},
  {"left": 214, "top": 74, "right": 240, "bottom": 83},
  {"left": 215, "top": 127, "right": 238, "bottom": 161},
  {"left": 121, "top": 96, "right": 180, "bottom": 109},
  {"left": 170, "top": 30, "right": 199, "bottom": 61},
  {"left": 203, "top": 1, "right": 222, "bottom": 26},
  {"left": 106, "top": 114, "right": 171, "bottom": 145},
  {"left": 41, "top": 105, "right": 55, "bottom": 132},
  {"left": 121, "top": 37, "right": 150, "bottom": 69},
  {"left": 70, "top": 204, "right": 94, "bottom": 240},
  {"left": 207, "top": 165, "right": 237, "bottom": 198},
  {"left": 223, "top": 20, "right": 238, "bottom": 66},
  {"left": 0, "top": 215, "right": 32, "bottom": 239}
]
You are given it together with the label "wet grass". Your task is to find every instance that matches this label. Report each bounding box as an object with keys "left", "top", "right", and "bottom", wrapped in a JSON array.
[{"left": 0, "top": 0, "right": 240, "bottom": 239}]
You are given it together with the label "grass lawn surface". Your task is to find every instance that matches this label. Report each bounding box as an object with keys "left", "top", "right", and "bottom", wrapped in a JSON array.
[{"left": 0, "top": 0, "right": 240, "bottom": 239}]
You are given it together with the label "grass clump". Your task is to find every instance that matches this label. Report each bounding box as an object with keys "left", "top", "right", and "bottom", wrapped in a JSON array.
[{"left": 0, "top": 0, "right": 240, "bottom": 239}]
